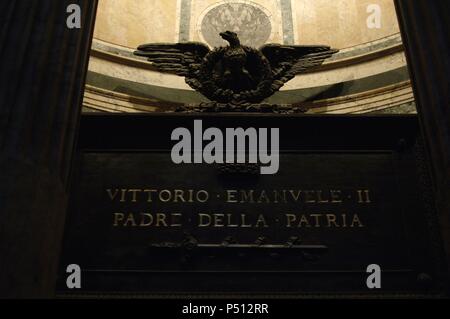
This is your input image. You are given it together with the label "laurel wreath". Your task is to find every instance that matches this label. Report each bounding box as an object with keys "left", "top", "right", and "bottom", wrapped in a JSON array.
[{"left": 196, "top": 46, "right": 273, "bottom": 104}]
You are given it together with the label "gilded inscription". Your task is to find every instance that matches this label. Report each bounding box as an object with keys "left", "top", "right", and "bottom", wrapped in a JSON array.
[{"left": 107, "top": 188, "right": 371, "bottom": 230}]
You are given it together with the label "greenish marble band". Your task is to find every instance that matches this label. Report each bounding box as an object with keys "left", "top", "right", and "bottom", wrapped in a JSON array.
[
  {"left": 179, "top": 0, "right": 192, "bottom": 42},
  {"left": 86, "top": 65, "right": 410, "bottom": 104},
  {"left": 280, "top": 0, "right": 295, "bottom": 44}
]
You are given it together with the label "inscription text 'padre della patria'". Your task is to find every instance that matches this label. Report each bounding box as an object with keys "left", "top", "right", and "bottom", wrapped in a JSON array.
[{"left": 107, "top": 188, "right": 370, "bottom": 229}]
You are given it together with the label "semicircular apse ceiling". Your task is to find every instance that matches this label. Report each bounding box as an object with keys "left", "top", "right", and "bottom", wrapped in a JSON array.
[{"left": 83, "top": 0, "right": 416, "bottom": 114}]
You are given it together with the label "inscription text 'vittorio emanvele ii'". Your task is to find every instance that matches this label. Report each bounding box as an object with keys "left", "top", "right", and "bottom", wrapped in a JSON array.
[
  {"left": 58, "top": 117, "right": 439, "bottom": 293},
  {"left": 108, "top": 188, "right": 369, "bottom": 230}
]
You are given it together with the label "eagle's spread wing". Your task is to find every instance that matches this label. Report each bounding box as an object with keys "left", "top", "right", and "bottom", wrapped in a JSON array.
[
  {"left": 260, "top": 44, "right": 338, "bottom": 92},
  {"left": 134, "top": 42, "right": 210, "bottom": 91}
]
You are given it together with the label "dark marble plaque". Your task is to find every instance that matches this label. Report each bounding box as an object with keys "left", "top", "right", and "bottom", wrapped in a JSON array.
[{"left": 57, "top": 114, "right": 444, "bottom": 296}]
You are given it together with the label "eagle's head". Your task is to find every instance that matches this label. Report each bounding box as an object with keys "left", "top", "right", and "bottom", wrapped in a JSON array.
[{"left": 220, "top": 31, "right": 240, "bottom": 46}]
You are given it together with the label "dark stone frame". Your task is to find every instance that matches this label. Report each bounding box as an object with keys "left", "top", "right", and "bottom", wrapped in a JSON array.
[{"left": 0, "top": 0, "right": 449, "bottom": 298}]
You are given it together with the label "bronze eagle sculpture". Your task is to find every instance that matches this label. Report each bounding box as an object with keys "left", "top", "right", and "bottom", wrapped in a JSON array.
[{"left": 134, "top": 31, "right": 338, "bottom": 106}]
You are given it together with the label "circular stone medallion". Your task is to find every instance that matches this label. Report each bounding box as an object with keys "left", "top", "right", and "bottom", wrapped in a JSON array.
[{"left": 200, "top": 3, "right": 272, "bottom": 48}]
